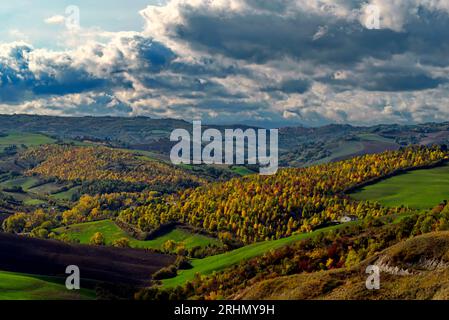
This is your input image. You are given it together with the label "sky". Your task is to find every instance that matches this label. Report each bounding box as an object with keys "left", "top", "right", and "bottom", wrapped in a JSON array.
[{"left": 1, "top": 0, "right": 449, "bottom": 127}]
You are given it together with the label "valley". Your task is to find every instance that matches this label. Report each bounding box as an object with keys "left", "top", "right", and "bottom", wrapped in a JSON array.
[{"left": 2, "top": 116, "right": 449, "bottom": 300}]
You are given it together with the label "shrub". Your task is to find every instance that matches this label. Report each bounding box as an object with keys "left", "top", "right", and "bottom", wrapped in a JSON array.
[
  {"left": 112, "top": 237, "right": 131, "bottom": 248},
  {"left": 90, "top": 232, "right": 105, "bottom": 246},
  {"left": 152, "top": 265, "right": 177, "bottom": 280},
  {"left": 175, "top": 256, "right": 192, "bottom": 270},
  {"left": 2, "top": 213, "right": 27, "bottom": 233}
]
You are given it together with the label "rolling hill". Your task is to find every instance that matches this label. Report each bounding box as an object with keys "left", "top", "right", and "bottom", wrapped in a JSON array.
[
  {"left": 53, "top": 219, "right": 223, "bottom": 251},
  {"left": 236, "top": 232, "right": 449, "bottom": 300},
  {"left": 350, "top": 162, "right": 449, "bottom": 209},
  {"left": 0, "top": 271, "right": 94, "bottom": 300},
  {"left": 0, "top": 232, "right": 175, "bottom": 287},
  {"left": 120, "top": 146, "right": 447, "bottom": 244},
  {"left": 3, "top": 116, "right": 449, "bottom": 300},
  {"left": 21, "top": 145, "right": 204, "bottom": 189},
  {"left": 2, "top": 114, "right": 449, "bottom": 167}
]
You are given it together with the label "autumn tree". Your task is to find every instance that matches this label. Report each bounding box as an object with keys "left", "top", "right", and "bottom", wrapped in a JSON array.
[{"left": 90, "top": 232, "right": 106, "bottom": 246}]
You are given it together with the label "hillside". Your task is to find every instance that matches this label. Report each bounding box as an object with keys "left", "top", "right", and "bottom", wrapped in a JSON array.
[
  {"left": 120, "top": 146, "right": 447, "bottom": 244},
  {"left": 0, "top": 232, "right": 175, "bottom": 287},
  {"left": 21, "top": 145, "right": 204, "bottom": 193},
  {"left": 53, "top": 219, "right": 223, "bottom": 252},
  {"left": 2, "top": 133, "right": 449, "bottom": 301},
  {"left": 2, "top": 115, "right": 449, "bottom": 167},
  {"left": 236, "top": 232, "right": 449, "bottom": 300},
  {"left": 0, "top": 271, "right": 94, "bottom": 300},
  {"left": 350, "top": 162, "right": 449, "bottom": 209},
  {"left": 148, "top": 204, "right": 449, "bottom": 300}
]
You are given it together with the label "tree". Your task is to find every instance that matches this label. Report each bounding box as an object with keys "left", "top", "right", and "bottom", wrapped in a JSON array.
[
  {"left": 90, "top": 232, "right": 105, "bottom": 246},
  {"left": 2, "top": 213, "right": 27, "bottom": 234},
  {"left": 31, "top": 227, "right": 49, "bottom": 239},
  {"left": 112, "top": 237, "right": 131, "bottom": 248},
  {"left": 162, "top": 240, "right": 177, "bottom": 252},
  {"left": 345, "top": 249, "right": 360, "bottom": 268}
]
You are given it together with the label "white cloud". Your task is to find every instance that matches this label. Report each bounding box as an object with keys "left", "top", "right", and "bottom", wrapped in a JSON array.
[
  {"left": 312, "top": 25, "right": 328, "bottom": 41},
  {"left": 44, "top": 15, "right": 66, "bottom": 25},
  {"left": 2, "top": 0, "right": 449, "bottom": 126}
]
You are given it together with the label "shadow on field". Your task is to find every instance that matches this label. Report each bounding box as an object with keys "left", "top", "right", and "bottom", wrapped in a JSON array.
[{"left": 0, "top": 232, "right": 175, "bottom": 287}]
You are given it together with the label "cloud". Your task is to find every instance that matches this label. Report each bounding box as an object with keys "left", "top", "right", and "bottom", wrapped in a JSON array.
[
  {"left": 312, "top": 26, "right": 328, "bottom": 41},
  {"left": 44, "top": 15, "right": 66, "bottom": 25},
  {"left": 2, "top": 1, "right": 449, "bottom": 126},
  {"left": 0, "top": 35, "right": 176, "bottom": 101}
]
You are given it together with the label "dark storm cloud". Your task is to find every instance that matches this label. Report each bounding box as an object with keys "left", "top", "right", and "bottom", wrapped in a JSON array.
[
  {"left": 362, "top": 74, "right": 446, "bottom": 92},
  {"left": 3, "top": 0, "right": 449, "bottom": 125},
  {"left": 133, "top": 37, "right": 176, "bottom": 71},
  {"left": 263, "top": 79, "right": 311, "bottom": 94},
  {"left": 168, "top": 5, "right": 408, "bottom": 65},
  {"left": 0, "top": 36, "right": 176, "bottom": 104}
]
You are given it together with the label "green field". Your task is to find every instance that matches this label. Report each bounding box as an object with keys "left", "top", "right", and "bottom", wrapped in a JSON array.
[
  {"left": 230, "top": 166, "right": 255, "bottom": 176},
  {"left": 2, "top": 190, "right": 46, "bottom": 206},
  {"left": 0, "top": 271, "right": 94, "bottom": 300},
  {"left": 51, "top": 186, "right": 80, "bottom": 200},
  {"left": 29, "top": 182, "right": 63, "bottom": 195},
  {"left": 350, "top": 163, "right": 449, "bottom": 209},
  {"left": 0, "top": 177, "right": 40, "bottom": 191},
  {"left": 0, "top": 132, "right": 55, "bottom": 151},
  {"left": 0, "top": 176, "right": 78, "bottom": 203},
  {"left": 23, "top": 198, "right": 46, "bottom": 205},
  {"left": 162, "top": 223, "right": 353, "bottom": 288},
  {"left": 53, "top": 219, "right": 222, "bottom": 250},
  {"left": 0, "top": 177, "right": 50, "bottom": 205}
]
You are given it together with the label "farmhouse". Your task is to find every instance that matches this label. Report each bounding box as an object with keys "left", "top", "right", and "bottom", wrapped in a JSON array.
[{"left": 339, "top": 215, "right": 358, "bottom": 223}]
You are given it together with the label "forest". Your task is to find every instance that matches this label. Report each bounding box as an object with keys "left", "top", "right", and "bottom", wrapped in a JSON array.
[
  {"left": 2, "top": 136, "right": 449, "bottom": 301},
  {"left": 118, "top": 146, "right": 447, "bottom": 243}
]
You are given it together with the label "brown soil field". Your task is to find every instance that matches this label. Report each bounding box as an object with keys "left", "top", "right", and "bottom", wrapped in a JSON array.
[{"left": 0, "top": 232, "right": 175, "bottom": 287}]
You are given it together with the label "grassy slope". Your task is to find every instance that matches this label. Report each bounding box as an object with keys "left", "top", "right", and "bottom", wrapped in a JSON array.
[
  {"left": 162, "top": 223, "right": 354, "bottom": 288},
  {"left": 53, "top": 219, "right": 222, "bottom": 250},
  {"left": 313, "top": 134, "right": 398, "bottom": 166},
  {"left": 0, "top": 271, "right": 94, "bottom": 300},
  {"left": 0, "top": 177, "right": 51, "bottom": 205},
  {"left": 0, "top": 181, "right": 76, "bottom": 205},
  {"left": 51, "top": 186, "right": 80, "bottom": 200},
  {"left": 313, "top": 140, "right": 363, "bottom": 165},
  {"left": 29, "top": 182, "right": 63, "bottom": 194},
  {"left": 350, "top": 163, "right": 449, "bottom": 209},
  {"left": 0, "top": 177, "right": 39, "bottom": 190},
  {"left": 0, "top": 132, "right": 55, "bottom": 150},
  {"left": 1, "top": 190, "right": 46, "bottom": 206},
  {"left": 0, "top": 133, "right": 58, "bottom": 205},
  {"left": 237, "top": 231, "right": 449, "bottom": 300},
  {"left": 230, "top": 166, "right": 256, "bottom": 176}
]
